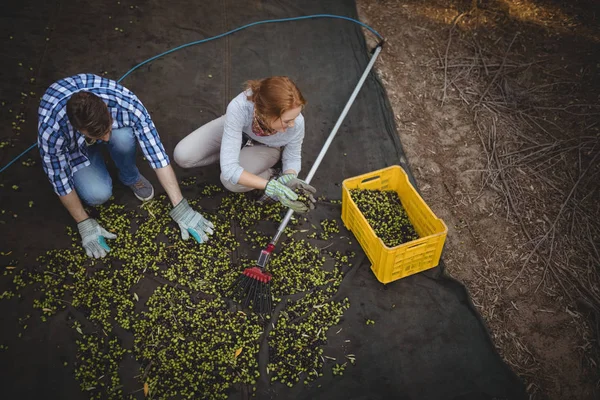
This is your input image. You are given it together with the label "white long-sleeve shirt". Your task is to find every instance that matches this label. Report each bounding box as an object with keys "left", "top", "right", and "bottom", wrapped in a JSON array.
[{"left": 220, "top": 91, "right": 305, "bottom": 184}]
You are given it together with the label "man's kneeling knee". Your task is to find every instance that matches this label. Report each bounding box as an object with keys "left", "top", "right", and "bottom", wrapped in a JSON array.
[{"left": 80, "top": 187, "right": 112, "bottom": 206}]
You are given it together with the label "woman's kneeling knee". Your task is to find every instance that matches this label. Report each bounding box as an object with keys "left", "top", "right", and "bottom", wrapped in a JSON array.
[
  {"left": 220, "top": 175, "right": 252, "bottom": 193},
  {"left": 173, "top": 144, "right": 194, "bottom": 169}
]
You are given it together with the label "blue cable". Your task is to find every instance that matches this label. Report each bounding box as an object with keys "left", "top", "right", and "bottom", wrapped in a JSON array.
[
  {"left": 0, "top": 142, "right": 38, "bottom": 172},
  {"left": 117, "top": 14, "right": 382, "bottom": 83},
  {"left": 0, "top": 14, "right": 382, "bottom": 174}
]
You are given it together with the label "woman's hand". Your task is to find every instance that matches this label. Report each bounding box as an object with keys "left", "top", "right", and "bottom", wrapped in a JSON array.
[
  {"left": 265, "top": 179, "right": 310, "bottom": 213},
  {"left": 277, "top": 174, "right": 316, "bottom": 209}
]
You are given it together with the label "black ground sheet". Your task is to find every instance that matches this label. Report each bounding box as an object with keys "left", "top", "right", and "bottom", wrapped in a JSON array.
[{"left": 0, "top": 0, "right": 526, "bottom": 399}]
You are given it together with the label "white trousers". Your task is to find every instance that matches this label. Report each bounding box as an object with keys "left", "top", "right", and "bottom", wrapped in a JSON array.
[{"left": 174, "top": 116, "right": 281, "bottom": 192}]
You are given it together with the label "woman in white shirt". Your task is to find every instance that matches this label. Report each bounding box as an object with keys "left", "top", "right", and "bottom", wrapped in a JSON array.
[{"left": 174, "top": 76, "right": 315, "bottom": 213}]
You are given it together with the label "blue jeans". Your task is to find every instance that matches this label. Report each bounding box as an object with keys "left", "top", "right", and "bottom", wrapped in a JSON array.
[{"left": 73, "top": 127, "right": 141, "bottom": 206}]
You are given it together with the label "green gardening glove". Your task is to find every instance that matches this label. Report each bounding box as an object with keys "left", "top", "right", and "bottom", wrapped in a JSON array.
[
  {"left": 265, "top": 179, "right": 309, "bottom": 213},
  {"left": 169, "top": 198, "right": 215, "bottom": 243},
  {"left": 276, "top": 173, "right": 298, "bottom": 186},
  {"left": 277, "top": 173, "right": 317, "bottom": 210},
  {"left": 77, "top": 218, "right": 117, "bottom": 259}
]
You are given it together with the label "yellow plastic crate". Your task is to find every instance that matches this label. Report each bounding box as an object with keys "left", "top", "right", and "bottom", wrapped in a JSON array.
[{"left": 341, "top": 165, "right": 447, "bottom": 284}]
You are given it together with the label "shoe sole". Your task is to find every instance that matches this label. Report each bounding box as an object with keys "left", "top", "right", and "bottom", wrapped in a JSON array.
[{"left": 134, "top": 186, "right": 154, "bottom": 202}]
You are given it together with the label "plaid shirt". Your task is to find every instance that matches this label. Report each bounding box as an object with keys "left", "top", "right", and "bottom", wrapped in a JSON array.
[{"left": 38, "top": 74, "right": 170, "bottom": 196}]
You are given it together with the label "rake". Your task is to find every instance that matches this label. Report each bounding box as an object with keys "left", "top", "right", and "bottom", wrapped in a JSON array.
[{"left": 230, "top": 44, "right": 383, "bottom": 314}]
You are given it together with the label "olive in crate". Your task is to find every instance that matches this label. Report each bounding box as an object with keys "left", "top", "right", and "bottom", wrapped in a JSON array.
[{"left": 349, "top": 189, "right": 418, "bottom": 247}]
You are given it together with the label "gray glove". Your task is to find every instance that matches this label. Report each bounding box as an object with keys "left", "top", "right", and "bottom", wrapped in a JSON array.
[
  {"left": 277, "top": 174, "right": 317, "bottom": 210},
  {"left": 265, "top": 179, "right": 309, "bottom": 213},
  {"left": 169, "top": 198, "right": 214, "bottom": 243},
  {"left": 77, "top": 218, "right": 117, "bottom": 259}
]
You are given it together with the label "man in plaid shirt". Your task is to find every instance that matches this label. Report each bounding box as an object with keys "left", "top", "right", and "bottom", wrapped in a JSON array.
[{"left": 38, "top": 74, "right": 214, "bottom": 258}]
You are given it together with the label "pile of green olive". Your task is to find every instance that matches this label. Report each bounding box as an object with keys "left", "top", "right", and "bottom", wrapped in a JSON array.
[
  {"left": 349, "top": 189, "right": 419, "bottom": 247},
  {"left": 1, "top": 184, "right": 356, "bottom": 399}
]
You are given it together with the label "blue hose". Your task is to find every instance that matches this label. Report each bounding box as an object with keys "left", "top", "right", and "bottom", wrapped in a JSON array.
[{"left": 0, "top": 14, "right": 382, "bottom": 174}]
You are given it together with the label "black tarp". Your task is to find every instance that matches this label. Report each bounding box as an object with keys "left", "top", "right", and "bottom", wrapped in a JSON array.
[{"left": 0, "top": 0, "right": 526, "bottom": 399}]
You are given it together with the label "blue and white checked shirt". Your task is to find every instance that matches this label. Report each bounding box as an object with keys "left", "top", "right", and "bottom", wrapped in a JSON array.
[{"left": 38, "top": 74, "right": 170, "bottom": 196}]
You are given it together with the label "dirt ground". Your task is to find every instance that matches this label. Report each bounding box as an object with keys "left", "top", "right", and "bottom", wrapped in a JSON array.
[{"left": 356, "top": 0, "right": 599, "bottom": 399}]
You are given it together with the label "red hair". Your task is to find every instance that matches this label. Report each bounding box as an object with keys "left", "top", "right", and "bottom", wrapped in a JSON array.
[{"left": 246, "top": 76, "right": 306, "bottom": 121}]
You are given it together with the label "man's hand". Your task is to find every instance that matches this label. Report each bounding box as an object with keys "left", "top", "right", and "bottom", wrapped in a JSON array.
[
  {"left": 77, "top": 218, "right": 117, "bottom": 258},
  {"left": 277, "top": 174, "right": 317, "bottom": 210},
  {"left": 169, "top": 198, "right": 215, "bottom": 243},
  {"left": 265, "top": 179, "right": 309, "bottom": 213}
]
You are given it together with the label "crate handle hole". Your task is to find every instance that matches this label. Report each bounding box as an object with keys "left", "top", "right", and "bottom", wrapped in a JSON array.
[{"left": 361, "top": 175, "right": 381, "bottom": 184}]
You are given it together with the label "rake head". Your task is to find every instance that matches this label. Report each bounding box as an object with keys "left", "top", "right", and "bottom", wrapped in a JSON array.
[
  {"left": 243, "top": 267, "right": 272, "bottom": 283},
  {"left": 230, "top": 267, "right": 272, "bottom": 314}
]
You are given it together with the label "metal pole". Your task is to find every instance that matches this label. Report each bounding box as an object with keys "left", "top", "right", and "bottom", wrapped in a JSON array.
[{"left": 271, "top": 44, "right": 384, "bottom": 246}]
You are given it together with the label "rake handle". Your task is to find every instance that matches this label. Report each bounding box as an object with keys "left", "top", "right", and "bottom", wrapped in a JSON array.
[{"left": 264, "top": 44, "right": 383, "bottom": 259}]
